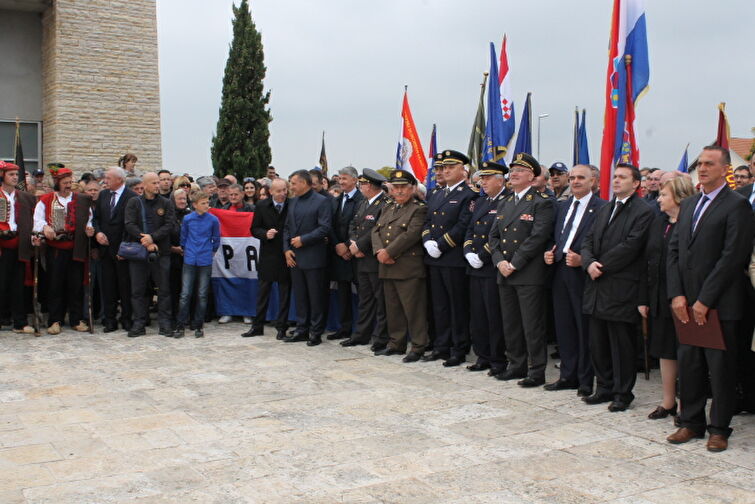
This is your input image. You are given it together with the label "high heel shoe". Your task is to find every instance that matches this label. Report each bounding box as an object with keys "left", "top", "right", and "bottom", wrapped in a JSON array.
[{"left": 648, "top": 403, "right": 677, "bottom": 419}]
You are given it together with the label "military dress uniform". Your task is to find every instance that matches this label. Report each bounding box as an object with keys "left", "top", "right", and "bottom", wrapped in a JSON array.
[
  {"left": 371, "top": 170, "right": 429, "bottom": 359},
  {"left": 422, "top": 150, "right": 478, "bottom": 365},
  {"left": 488, "top": 153, "right": 555, "bottom": 386},
  {"left": 343, "top": 169, "right": 390, "bottom": 348},
  {"left": 463, "top": 161, "right": 509, "bottom": 375}
]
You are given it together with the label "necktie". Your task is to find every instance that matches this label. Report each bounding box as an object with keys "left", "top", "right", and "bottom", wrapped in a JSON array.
[
  {"left": 514, "top": 194, "right": 520, "bottom": 205},
  {"left": 555, "top": 200, "right": 580, "bottom": 262},
  {"left": 109, "top": 191, "right": 117, "bottom": 214},
  {"left": 691, "top": 195, "right": 709, "bottom": 232},
  {"left": 275, "top": 203, "right": 282, "bottom": 214},
  {"left": 342, "top": 194, "right": 349, "bottom": 211},
  {"left": 444, "top": 187, "right": 450, "bottom": 197},
  {"left": 609, "top": 201, "right": 623, "bottom": 224}
]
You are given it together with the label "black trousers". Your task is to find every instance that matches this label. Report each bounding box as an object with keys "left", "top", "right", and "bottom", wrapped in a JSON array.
[
  {"left": 255, "top": 279, "right": 291, "bottom": 330},
  {"left": 46, "top": 247, "right": 84, "bottom": 327},
  {"left": 429, "top": 266, "right": 469, "bottom": 358},
  {"left": 678, "top": 321, "right": 738, "bottom": 437},
  {"left": 499, "top": 283, "right": 548, "bottom": 380},
  {"left": 100, "top": 249, "right": 132, "bottom": 327},
  {"left": 0, "top": 246, "right": 27, "bottom": 329},
  {"left": 335, "top": 280, "right": 355, "bottom": 335},
  {"left": 353, "top": 269, "right": 387, "bottom": 345},
  {"left": 589, "top": 317, "right": 637, "bottom": 403},
  {"left": 469, "top": 275, "right": 506, "bottom": 371},
  {"left": 552, "top": 261, "right": 594, "bottom": 388},
  {"left": 291, "top": 267, "right": 326, "bottom": 337},
  {"left": 129, "top": 256, "right": 172, "bottom": 331}
]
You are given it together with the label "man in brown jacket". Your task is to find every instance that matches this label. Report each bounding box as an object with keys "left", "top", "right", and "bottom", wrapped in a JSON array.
[{"left": 371, "top": 169, "right": 428, "bottom": 362}]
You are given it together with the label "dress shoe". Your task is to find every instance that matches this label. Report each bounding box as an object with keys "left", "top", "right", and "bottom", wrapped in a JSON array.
[
  {"left": 158, "top": 327, "right": 173, "bottom": 337},
  {"left": 194, "top": 328, "right": 204, "bottom": 338},
  {"left": 283, "top": 333, "right": 308, "bottom": 343},
  {"left": 577, "top": 386, "right": 593, "bottom": 397},
  {"left": 607, "top": 400, "right": 629, "bottom": 412},
  {"left": 495, "top": 369, "right": 527, "bottom": 381},
  {"left": 488, "top": 367, "right": 505, "bottom": 377},
  {"left": 402, "top": 352, "right": 422, "bottom": 363},
  {"left": 706, "top": 434, "right": 728, "bottom": 452},
  {"left": 370, "top": 342, "right": 387, "bottom": 352},
  {"left": 666, "top": 427, "right": 704, "bottom": 444},
  {"left": 543, "top": 379, "right": 579, "bottom": 391},
  {"left": 127, "top": 327, "right": 146, "bottom": 338},
  {"left": 421, "top": 351, "right": 449, "bottom": 362},
  {"left": 340, "top": 338, "right": 368, "bottom": 347},
  {"left": 173, "top": 328, "right": 185, "bottom": 339},
  {"left": 121, "top": 321, "right": 133, "bottom": 332},
  {"left": 518, "top": 377, "right": 545, "bottom": 388},
  {"left": 374, "top": 347, "right": 404, "bottom": 356},
  {"left": 326, "top": 331, "right": 349, "bottom": 340},
  {"left": 306, "top": 336, "right": 322, "bottom": 347},
  {"left": 103, "top": 324, "right": 118, "bottom": 333},
  {"left": 275, "top": 329, "right": 286, "bottom": 340},
  {"left": 582, "top": 393, "right": 612, "bottom": 405},
  {"left": 241, "top": 327, "right": 263, "bottom": 338},
  {"left": 466, "top": 362, "right": 491, "bottom": 372},
  {"left": 648, "top": 403, "right": 677, "bottom": 420},
  {"left": 47, "top": 322, "right": 61, "bottom": 335},
  {"left": 442, "top": 356, "right": 465, "bottom": 367}
]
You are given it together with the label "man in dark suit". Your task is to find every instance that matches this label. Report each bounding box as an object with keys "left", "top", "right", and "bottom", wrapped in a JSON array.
[
  {"left": 581, "top": 163, "right": 653, "bottom": 411},
  {"left": 93, "top": 167, "right": 138, "bottom": 332},
  {"left": 421, "top": 150, "right": 478, "bottom": 367},
  {"left": 282, "top": 169, "right": 333, "bottom": 346},
  {"left": 666, "top": 146, "right": 754, "bottom": 452},
  {"left": 341, "top": 169, "right": 389, "bottom": 349},
  {"left": 327, "top": 166, "right": 364, "bottom": 340},
  {"left": 244, "top": 178, "right": 291, "bottom": 340},
  {"left": 734, "top": 170, "right": 755, "bottom": 414},
  {"left": 543, "top": 164, "right": 606, "bottom": 396},
  {"left": 463, "top": 161, "right": 509, "bottom": 376},
  {"left": 489, "top": 153, "right": 555, "bottom": 387}
]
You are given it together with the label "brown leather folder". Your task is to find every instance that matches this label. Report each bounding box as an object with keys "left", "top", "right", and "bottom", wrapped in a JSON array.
[{"left": 672, "top": 308, "right": 726, "bottom": 350}]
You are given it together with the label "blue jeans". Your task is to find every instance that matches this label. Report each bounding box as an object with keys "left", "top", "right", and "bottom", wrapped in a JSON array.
[{"left": 177, "top": 264, "right": 212, "bottom": 329}]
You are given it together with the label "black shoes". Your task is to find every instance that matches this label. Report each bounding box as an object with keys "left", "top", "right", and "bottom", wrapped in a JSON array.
[
  {"left": 340, "top": 338, "right": 369, "bottom": 347},
  {"left": 442, "top": 356, "right": 465, "bottom": 367},
  {"left": 194, "top": 329, "right": 204, "bottom": 338},
  {"left": 582, "top": 393, "right": 612, "bottom": 405},
  {"left": 103, "top": 324, "right": 118, "bottom": 333},
  {"left": 242, "top": 326, "right": 264, "bottom": 337},
  {"left": 543, "top": 379, "right": 579, "bottom": 391},
  {"left": 283, "top": 332, "right": 308, "bottom": 343},
  {"left": 577, "top": 386, "right": 593, "bottom": 397},
  {"left": 402, "top": 352, "right": 422, "bottom": 363},
  {"left": 374, "top": 347, "right": 405, "bottom": 356},
  {"left": 467, "top": 362, "right": 491, "bottom": 372},
  {"left": 370, "top": 342, "right": 387, "bottom": 352},
  {"left": 158, "top": 327, "right": 174, "bottom": 337},
  {"left": 275, "top": 328, "right": 287, "bottom": 340},
  {"left": 306, "top": 335, "right": 322, "bottom": 347},
  {"left": 518, "top": 377, "right": 545, "bottom": 388},
  {"left": 326, "top": 331, "right": 349, "bottom": 340},
  {"left": 648, "top": 404, "right": 677, "bottom": 419},
  {"left": 127, "top": 327, "right": 145, "bottom": 338},
  {"left": 608, "top": 400, "right": 629, "bottom": 412},
  {"left": 421, "top": 351, "right": 450, "bottom": 362},
  {"left": 173, "top": 328, "right": 185, "bottom": 339},
  {"left": 495, "top": 369, "right": 527, "bottom": 381}
]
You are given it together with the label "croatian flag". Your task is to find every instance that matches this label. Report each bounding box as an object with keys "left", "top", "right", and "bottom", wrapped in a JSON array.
[
  {"left": 210, "top": 208, "right": 258, "bottom": 317},
  {"left": 498, "top": 36, "right": 516, "bottom": 158},
  {"left": 599, "top": 0, "right": 649, "bottom": 199},
  {"left": 399, "top": 89, "right": 428, "bottom": 182}
]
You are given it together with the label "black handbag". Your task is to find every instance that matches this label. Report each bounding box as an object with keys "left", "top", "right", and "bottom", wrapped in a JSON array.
[{"left": 117, "top": 198, "right": 149, "bottom": 261}]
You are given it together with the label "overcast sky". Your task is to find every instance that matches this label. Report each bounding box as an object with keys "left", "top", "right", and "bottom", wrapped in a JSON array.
[{"left": 156, "top": 0, "right": 755, "bottom": 178}]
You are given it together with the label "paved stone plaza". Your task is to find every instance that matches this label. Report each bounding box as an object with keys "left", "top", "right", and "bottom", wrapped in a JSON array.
[{"left": 0, "top": 324, "right": 752, "bottom": 504}]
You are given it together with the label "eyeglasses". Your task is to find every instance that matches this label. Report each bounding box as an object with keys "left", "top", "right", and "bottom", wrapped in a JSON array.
[
  {"left": 179, "top": 183, "right": 191, "bottom": 188},
  {"left": 243, "top": 177, "right": 256, "bottom": 183}
]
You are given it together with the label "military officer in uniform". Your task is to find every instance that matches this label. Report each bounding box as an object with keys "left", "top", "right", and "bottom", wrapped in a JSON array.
[
  {"left": 371, "top": 169, "right": 428, "bottom": 362},
  {"left": 463, "top": 161, "right": 509, "bottom": 376},
  {"left": 341, "top": 169, "right": 390, "bottom": 350},
  {"left": 421, "top": 150, "right": 478, "bottom": 366},
  {"left": 489, "top": 153, "right": 555, "bottom": 387}
]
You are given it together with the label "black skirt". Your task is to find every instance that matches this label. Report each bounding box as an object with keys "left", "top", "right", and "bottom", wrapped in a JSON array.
[{"left": 649, "top": 314, "right": 678, "bottom": 360}]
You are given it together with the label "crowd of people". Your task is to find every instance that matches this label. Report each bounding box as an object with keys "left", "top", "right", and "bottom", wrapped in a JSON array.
[{"left": 0, "top": 145, "right": 753, "bottom": 453}]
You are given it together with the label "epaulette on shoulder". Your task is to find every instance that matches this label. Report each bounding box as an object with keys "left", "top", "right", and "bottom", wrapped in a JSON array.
[{"left": 540, "top": 192, "right": 549, "bottom": 198}]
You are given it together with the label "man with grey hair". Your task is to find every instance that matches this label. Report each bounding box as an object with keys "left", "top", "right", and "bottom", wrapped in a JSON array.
[
  {"left": 327, "top": 165, "right": 364, "bottom": 339},
  {"left": 92, "top": 166, "right": 138, "bottom": 332}
]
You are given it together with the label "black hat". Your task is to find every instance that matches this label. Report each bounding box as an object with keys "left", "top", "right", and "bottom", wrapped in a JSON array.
[
  {"left": 548, "top": 162, "right": 568, "bottom": 174},
  {"left": 432, "top": 152, "right": 444, "bottom": 167},
  {"left": 359, "top": 168, "right": 386, "bottom": 187},
  {"left": 510, "top": 152, "right": 542, "bottom": 177},
  {"left": 216, "top": 178, "right": 231, "bottom": 188},
  {"left": 389, "top": 169, "right": 417, "bottom": 186},
  {"left": 478, "top": 161, "right": 509, "bottom": 176},
  {"left": 440, "top": 150, "right": 470, "bottom": 166},
  {"left": 32, "top": 168, "right": 45, "bottom": 177}
]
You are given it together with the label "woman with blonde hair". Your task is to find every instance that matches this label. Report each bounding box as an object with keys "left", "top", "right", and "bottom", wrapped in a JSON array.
[
  {"left": 639, "top": 175, "right": 696, "bottom": 423},
  {"left": 173, "top": 175, "right": 192, "bottom": 193}
]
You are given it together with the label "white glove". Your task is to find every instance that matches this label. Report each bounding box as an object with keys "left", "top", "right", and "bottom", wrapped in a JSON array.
[
  {"left": 465, "top": 253, "right": 484, "bottom": 269},
  {"left": 424, "top": 240, "right": 442, "bottom": 258}
]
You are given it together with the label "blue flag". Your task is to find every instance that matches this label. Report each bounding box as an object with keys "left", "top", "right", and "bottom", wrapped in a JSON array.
[
  {"left": 577, "top": 109, "right": 590, "bottom": 165},
  {"left": 677, "top": 144, "right": 689, "bottom": 173},
  {"left": 482, "top": 42, "right": 509, "bottom": 162},
  {"left": 426, "top": 124, "right": 438, "bottom": 189},
  {"left": 513, "top": 92, "right": 532, "bottom": 155}
]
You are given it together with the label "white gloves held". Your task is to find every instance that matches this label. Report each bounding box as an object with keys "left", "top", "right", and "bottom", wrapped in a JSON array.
[
  {"left": 465, "top": 253, "right": 484, "bottom": 269},
  {"left": 424, "top": 240, "right": 442, "bottom": 258}
]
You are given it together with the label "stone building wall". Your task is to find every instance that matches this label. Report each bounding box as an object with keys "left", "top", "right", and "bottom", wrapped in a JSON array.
[{"left": 41, "top": 0, "right": 162, "bottom": 173}]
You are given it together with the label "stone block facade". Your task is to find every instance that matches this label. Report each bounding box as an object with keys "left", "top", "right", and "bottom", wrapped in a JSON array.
[{"left": 41, "top": 0, "right": 162, "bottom": 174}]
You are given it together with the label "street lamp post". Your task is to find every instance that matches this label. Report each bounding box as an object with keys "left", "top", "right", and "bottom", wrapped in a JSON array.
[{"left": 537, "top": 113, "right": 549, "bottom": 161}]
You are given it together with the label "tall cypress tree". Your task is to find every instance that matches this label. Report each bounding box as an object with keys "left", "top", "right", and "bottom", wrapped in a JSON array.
[{"left": 211, "top": 0, "right": 271, "bottom": 179}]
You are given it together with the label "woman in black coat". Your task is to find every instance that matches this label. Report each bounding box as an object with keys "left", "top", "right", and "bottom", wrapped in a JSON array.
[{"left": 638, "top": 175, "right": 696, "bottom": 421}]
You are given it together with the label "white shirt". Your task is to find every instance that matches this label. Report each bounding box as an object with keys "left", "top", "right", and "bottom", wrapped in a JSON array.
[
  {"left": 341, "top": 187, "right": 358, "bottom": 210},
  {"left": 514, "top": 186, "right": 531, "bottom": 203},
  {"left": 33, "top": 193, "right": 93, "bottom": 233},
  {"left": 561, "top": 192, "right": 592, "bottom": 254},
  {"left": 110, "top": 183, "right": 125, "bottom": 209},
  {"left": 609, "top": 194, "right": 631, "bottom": 222},
  {"left": 368, "top": 191, "right": 384, "bottom": 206},
  {"left": 2, "top": 189, "right": 17, "bottom": 231}
]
